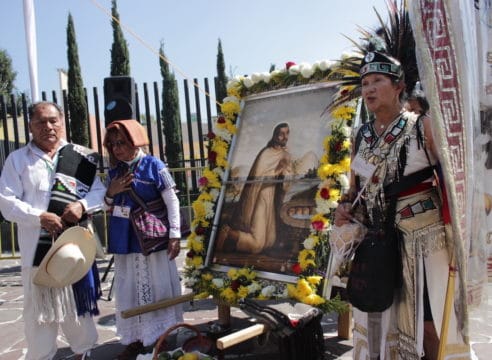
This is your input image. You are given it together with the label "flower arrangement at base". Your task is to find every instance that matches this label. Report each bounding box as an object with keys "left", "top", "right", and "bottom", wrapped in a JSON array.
[{"left": 184, "top": 59, "right": 357, "bottom": 313}]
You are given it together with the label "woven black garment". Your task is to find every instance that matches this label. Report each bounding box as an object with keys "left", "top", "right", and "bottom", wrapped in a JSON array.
[
  {"left": 33, "top": 144, "right": 100, "bottom": 266},
  {"left": 239, "top": 299, "right": 325, "bottom": 360}
]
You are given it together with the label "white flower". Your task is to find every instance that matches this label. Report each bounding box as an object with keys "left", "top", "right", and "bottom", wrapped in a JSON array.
[
  {"left": 303, "top": 237, "right": 315, "bottom": 250},
  {"left": 242, "top": 77, "right": 254, "bottom": 88},
  {"left": 212, "top": 278, "right": 225, "bottom": 288},
  {"left": 259, "top": 72, "right": 271, "bottom": 83},
  {"left": 214, "top": 127, "right": 233, "bottom": 142},
  {"left": 288, "top": 64, "right": 300, "bottom": 75},
  {"left": 226, "top": 77, "right": 241, "bottom": 90},
  {"left": 247, "top": 282, "right": 262, "bottom": 294},
  {"left": 300, "top": 63, "right": 315, "bottom": 78},
  {"left": 315, "top": 198, "right": 333, "bottom": 214},
  {"left": 337, "top": 174, "right": 350, "bottom": 189},
  {"left": 184, "top": 278, "right": 197, "bottom": 287},
  {"left": 341, "top": 125, "right": 352, "bottom": 138},
  {"left": 261, "top": 285, "right": 277, "bottom": 297},
  {"left": 212, "top": 167, "right": 224, "bottom": 177},
  {"left": 209, "top": 188, "right": 220, "bottom": 201},
  {"left": 279, "top": 287, "right": 289, "bottom": 298},
  {"left": 223, "top": 96, "right": 239, "bottom": 105},
  {"left": 203, "top": 201, "right": 215, "bottom": 219},
  {"left": 319, "top": 60, "right": 335, "bottom": 71},
  {"left": 326, "top": 199, "right": 339, "bottom": 209},
  {"left": 270, "top": 69, "right": 283, "bottom": 76},
  {"left": 250, "top": 72, "right": 262, "bottom": 84}
]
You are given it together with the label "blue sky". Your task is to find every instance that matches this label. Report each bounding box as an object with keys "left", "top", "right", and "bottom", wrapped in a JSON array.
[{"left": 1, "top": 0, "right": 387, "bottom": 99}]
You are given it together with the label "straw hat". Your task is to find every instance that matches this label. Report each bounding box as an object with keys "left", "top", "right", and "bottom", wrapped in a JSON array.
[{"left": 33, "top": 226, "right": 96, "bottom": 288}]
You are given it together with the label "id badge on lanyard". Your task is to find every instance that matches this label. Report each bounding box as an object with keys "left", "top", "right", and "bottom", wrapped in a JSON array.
[{"left": 113, "top": 205, "right": 131, "bottom": 218}]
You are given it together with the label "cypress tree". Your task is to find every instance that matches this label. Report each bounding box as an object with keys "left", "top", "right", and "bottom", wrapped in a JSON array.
[
  {"left": 110, "top": 0, "right": 130, "bottom": 76},
  {"left": 0, "top": 49, "right": 19, "bottom": 115},
  {"left": 66, "top": 13, "right": 89, "bottom": 146},
  {"left": 159, "top": 42, "right": 186, "bottom": 193},
  {"left": 0, "top": 49, "right": 16, "bottom": 99},
  {"left": 215, "top": 39, "right": 228, "bottom": 104}
]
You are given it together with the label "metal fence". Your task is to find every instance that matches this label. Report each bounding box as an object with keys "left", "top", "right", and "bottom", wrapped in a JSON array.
[{"left": 0, "top": 77, "right": 217, "bottom": 259}]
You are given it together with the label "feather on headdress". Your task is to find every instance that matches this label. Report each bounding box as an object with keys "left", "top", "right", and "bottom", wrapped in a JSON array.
[{"left": 326, "top": 0, "right": 418, "bottom": 113}]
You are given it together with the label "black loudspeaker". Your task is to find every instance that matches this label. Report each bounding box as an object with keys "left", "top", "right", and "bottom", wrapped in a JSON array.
[{"left": 103, "top": 76, "right": 136, "bottom": 126}]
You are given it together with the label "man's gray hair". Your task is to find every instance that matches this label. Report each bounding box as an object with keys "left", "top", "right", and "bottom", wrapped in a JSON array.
[{"left": 28, "top": 101, "right": 63, "bottom": 119}]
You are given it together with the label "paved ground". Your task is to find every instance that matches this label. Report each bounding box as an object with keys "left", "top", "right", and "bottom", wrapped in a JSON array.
[{"left": 0, "top": 247, "right": 491, "bottom": 359}]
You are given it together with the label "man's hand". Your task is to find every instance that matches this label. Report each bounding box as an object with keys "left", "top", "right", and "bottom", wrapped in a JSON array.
[
  {"left": 40, "top": 212, "right": 64, "bottom": 235},
  {"left": 61, "top": 201, "right": 84, "bottom": 225},
  {"left": 167, "top": 238, "right": 181, "bottom": 260}
]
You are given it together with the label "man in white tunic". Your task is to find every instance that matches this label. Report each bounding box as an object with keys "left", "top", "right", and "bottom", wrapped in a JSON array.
[{"left": 0, "top": 102, "right": 106, "bottom": 360}]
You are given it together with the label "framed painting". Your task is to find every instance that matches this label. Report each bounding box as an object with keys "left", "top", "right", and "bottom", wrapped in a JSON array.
[
  {"left": 205, "top": 82, "right": 337, "bottom": 283},
  {"left": 184, "top": 61, "right": 355, "bottom": 309}
]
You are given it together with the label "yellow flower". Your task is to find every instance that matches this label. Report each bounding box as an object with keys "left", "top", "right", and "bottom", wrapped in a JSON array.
[
  {"left": 302, "top": 293, "right": 326, "bottom": 306},
  {"left": 323, "top": 135, "right": 333, "bottom": 151},
  {"left": 225, "top": 122, "right": 237, "bottom": 135},
  {"left": 227, "top": 86, "right": 241, "bottom": 98},
  {"left": 307, "top": 276, "right": 323, "bottom": 286},
  {"left": 238, "top": 268, "right": 256, "bottom": 280},
  {"left": 190, "top": 218, "right": 209, "bottom": 229},
  {"left": 296, "top": 279, "right": 314, "bottom": 297},
  {"left": 237, "top": 286, "right": 249, "bottom": 299},
  {"left": 310, "top": 213, "right": 327, "bottom": 224},
  {"left": 300, "top": 258, "right": 316, "bottom": 271},
  {"left": 329, "top": 188, "right": 341, "bottom": 202},
  {"left": 317, "top": 163, "right": 333, "bottom": 179},
  {"left": 227, "top": 268, "right": 238, "bottom": 280},
  {"left": 202, "top": 169, "right": 221, "bottom": 188},
  {"left": 298, "top": 249, "right": 316, "bottom": 270},
  {"left": 201, "top": 272, "right": 213, "bottom": 281},
  {"left": 221, "top": 287, "right": 237, "bottom": 303},
  {"left": 339, "top": 157, "right": 351, "bottom": 172},
  {"left": 342, "top": 139, "right": 351, "bottom": 151},
  {"left": 192, "top": 256, "right": 203, "bottom": 268},
  {"left": 192, "top": 200, "right": 206, "bottom": 220},
  {"left": 189, "top": 238, "right": 204, "bottom": 253},
  {"left": 287, "top": 284, "right": 298, "bottom": 298},
  {"left": 331, "top": 104, "right": 356, "bottom": 121},
  {"left": 197, "top": 191, "right": 213, "bottom": 202},
  {"left": 221, "top": 101, "right": 240, "bottom": 116}
]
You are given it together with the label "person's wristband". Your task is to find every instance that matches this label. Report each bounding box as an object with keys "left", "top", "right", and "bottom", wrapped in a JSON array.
[{"left": 104, "top": 195, "right": 114, "bottom": 206}]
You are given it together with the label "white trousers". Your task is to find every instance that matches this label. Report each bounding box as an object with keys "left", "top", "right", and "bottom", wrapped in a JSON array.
[{"left": 22, "top": 268, "right": 98, "bottom": 360}]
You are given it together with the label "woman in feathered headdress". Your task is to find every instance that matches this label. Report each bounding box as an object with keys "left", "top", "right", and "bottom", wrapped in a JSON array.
[{"left": 331, "top": 2, "right": 468, "bottom": 359}]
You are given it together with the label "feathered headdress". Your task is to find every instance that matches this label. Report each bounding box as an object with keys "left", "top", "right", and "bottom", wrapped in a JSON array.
[{"left": 326, "top": 0, "right": 418, "bottom": 113}]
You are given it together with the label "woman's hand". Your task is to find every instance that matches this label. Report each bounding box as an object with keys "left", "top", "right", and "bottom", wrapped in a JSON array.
[
  {"left": 334, "top": 202, "right": 353, "bottom": 227},
  {"left": 106, "top": 172, "right": 134, "bottom": 198},
  {"left": 167, "top": 238, "right": 180, "bottom": 260}
]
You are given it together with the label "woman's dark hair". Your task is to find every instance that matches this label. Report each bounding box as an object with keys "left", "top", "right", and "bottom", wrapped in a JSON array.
[{"left": 412, "top": 95, "right": 430, "bottom": 114}]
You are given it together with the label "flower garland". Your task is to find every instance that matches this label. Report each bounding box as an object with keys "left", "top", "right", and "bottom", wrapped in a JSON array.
[{"left": 184, "top": 59, "right": 357, "bottom": 312}]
